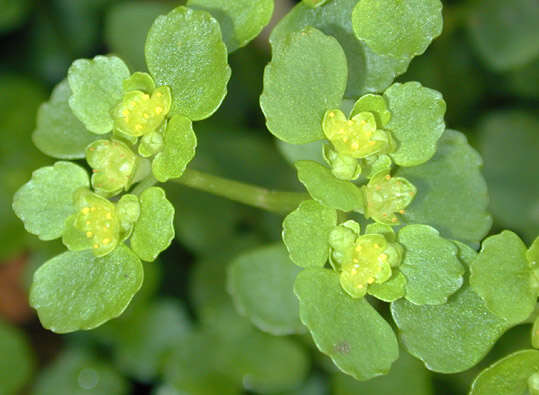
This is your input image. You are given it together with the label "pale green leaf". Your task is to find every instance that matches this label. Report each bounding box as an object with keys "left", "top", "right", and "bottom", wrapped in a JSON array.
[
  {"left": 29, "top": 245, "right": 143, "bottom": 333},
  {"left": 295, "top": 161, "right": 364, "bottom": 212},
  {"left": 187, "top": 0, "right": 274, "bottom": 52},
  {"left": 13, "top": 161, "right": 89, "bottom": 240},
  {"left": 470, "top": 350, "right": 539, "bottom": 395},
  {"left": 0, "top": 320, "right": 34, "bottom": 395},
  {"left": 269, "top": 0, "right": 410, "bottom": 97},
  {"left": 477, "top": 111, "right": 539, "bottom": 243},
  {"left": 384, "top": 82, "right": 446, "bottom": 167},
  {"left": 277, "top": 140, "right": 325, "bottom": 166},
  {"left": 145, "top": 6, "right": 231, "bottom": 120},
  {"left": 470, "top": 230, "right": 536, "bottom": 324},
  {"left": 282, "top": 200, "right": 337, "bottom": 268},
  {"left": 467, "top": 0, "right": 539, "bottom": 71},
  {"left": 398, "top": 225, "right": 464, "bottom": 305},
  {"left": 350, "top": 94, "right": 391, "bottom": 127},
  {"left": 352, "top": 0, "right": 443, "bottom": 59},
  {"left": 295, "top": 268, "right": 399, "bottom": 380},
  {"left": 367, "top": 271, "right": 406, "bottom": 302},
  {"left": 152, "top": 115, "right": 197, "bottom": 182},
  {"left": 261, "top": 27, "right": 347, "bottom": 144},
  {"left": 227, "top": 244, "right": 304, "bottom": 335},
  {"left": 391, "top": 243, "right": 511, "bottom": 373},
  {"left": 130, "top": 187, "right": 175, "bottom": 262},
  {"left": 396, "top": 130, "right": 492, "bottom": 247},
  {"left": 68, "top": 55, "right": 130, "bottom": 134},
  {"left": 33, "top": 80, "right": 101, "bottom": 159},
  {"left": 33, "top": 348, "right": 129, "bottom": 395}
]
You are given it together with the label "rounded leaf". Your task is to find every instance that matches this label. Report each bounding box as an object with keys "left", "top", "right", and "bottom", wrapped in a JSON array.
[
  {"left": 470, "top": 350, "right": 539, "bottom": 395},
  {"left": 13, "top": 161, "right": 89, "bottom": 240},
  {"left": 29, "top": 246, "right": 143, "bottom": 333},
  {"left": 470, "top": 230, "right": 536, "bottom": 325},
  {"left": 187, "top": 0, "right": 274, "bottom": 52},
  {"left": 384, "top": 82, "right": 446, "bottom": 167},
  {"left": 261, "top": 27, "right": 347, "bottom": 144},
  {"left": 295, "top": 160, "right": 364, "bottom": 212},
  {"left": 295, "top": 268, "right": 399, "bottom": 380},
  {"left": 68, "top": 55, "right": 130, "bottom": 134},
  {"left": 398, "top": 225, "right": 464, "bottom": 305},
  {"left": 282, "top": 200, "right": 337, "bottom": 268},
  {"left": 270, "top": 0, "right": 410, "bottom": 97},
  {"left": 352, "top": 0, "right": 443, "bottom": 59},
  {"left": 130, "top": 187, "right": 175, "bottom": 262},
  {"left": 350, "top": 94, "right": 391, "bottom": 127},
  {"left": 152, "top": 115, "right": 197, "bottom": 182},
  {"left": 396, "top": 130, "right": 492, "bottom": 247},
  {"left": 227, "top": 244, "right": 304, "bottom": 335},
  {"left": 367, "top": 271, "right": 406, "bottom": 302},
  {"left": 145, "top": 6, "right": 231, "bottom": 120},
  {"left": 33, "top": 80, "right": 101, "bottom": 159}
]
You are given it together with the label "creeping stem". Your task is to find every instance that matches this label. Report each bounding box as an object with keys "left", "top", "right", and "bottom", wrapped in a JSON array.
[{"left": 169, "top": 169, "right": 309, "bottom": 214}]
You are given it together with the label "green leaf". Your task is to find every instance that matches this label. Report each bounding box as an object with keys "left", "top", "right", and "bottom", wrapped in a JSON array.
[
  {"left": 33, "top": 80, "right": 101, "bottom": 159},
  {"left": 282, "top": 200, "right": 337, "bottom": 268},
  {"left": 0, "top": 320, "right": 34, "bottom": 395},
  {"left": 13, "top": 161, "right": 89, "bottom": 241},
  {"left": 130, "top": 187, "right": 175, "bottom": 262},
  {"left": 0, "top": 0, "right": 32, "bottom": 33},
  {"left": 105, "top": 2, "right": 175, "bottom": 72},
  {"left": 477, "top": 111, "right": 539, "bottom": 243},
  {"left": 278, "top": 140, "right": 325, "bottom": 166},
  {"left": 152, "top": 115, "right": 197, "bottom": 182},
  {"left": 398, "top": 225, "right": 464, "bottom": 305},
  {"left": 533, "top": 316, "right": 539, "bottom": 349},
  {"left": 367, "top": 271, "right": 406, "bottom": 302},
  {"left": 332, "top": 349, "right": 433, "bottom": 395},
  {"left": 227, "top": 244, "right": 303, "bottom": 335},
  {"left": 269, "top": 0, "right": 410, "bottom": 97},
  {"left": 29, "top": 245, "right": 143, "bottom": 333},
  {"left": 303, "top": 0, "right": 330, "bottom": 7},
  {"left": 145, "top": 6, "right": 231, "bottom": 120},
  {"left": 396, "top": 130, "right": 492, "bottom": 247},
  {"left": 352, "top": 0, "right": 443, "bottom": 59},
  {"left": 384, "top": 82, "right": 446, "bottom": 167},
  {"left": 33, "top": 348, "right": 129, "bottom": 395},
  {"left": 295, "top": 268, "right": 399, "bottom": 380},
  {"left": 467, "top": 0, "right": 539, "bottom": 71},
  {"left": 350, "top": 94, "right": 391, "bottom": 127},
  {"left": 470, "top": 230, "right": 536, "bottom": 325},
  {"left": 295, "top": 161, "right": 364, "bottom": 212},
  {"left": 68, "top": 55, "right": 130, "bottom": 134},
  {"left": 470, "top": 350, "right": 539, "bottom": 395},
  {"left": 260, "top": 27, "right": 347, "bottom": 144},
  {"left": 391, "top": 242, "right": 512, "bottom": 373},
  {"left": 187, "top": 0, "right": 274, "bottom": 52}
]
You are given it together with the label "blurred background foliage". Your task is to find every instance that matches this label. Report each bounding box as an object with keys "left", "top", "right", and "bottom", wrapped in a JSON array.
[{"left": 0, "top": 0, "right": 537, "bottom": 394}]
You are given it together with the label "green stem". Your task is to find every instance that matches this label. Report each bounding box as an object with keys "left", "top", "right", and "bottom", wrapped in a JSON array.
[
  {"left": 131, "top": 175, "right": 158, "bottom": 196},
  {"left": 171, "top": 169, "right": 308, "bottom": 214}
]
